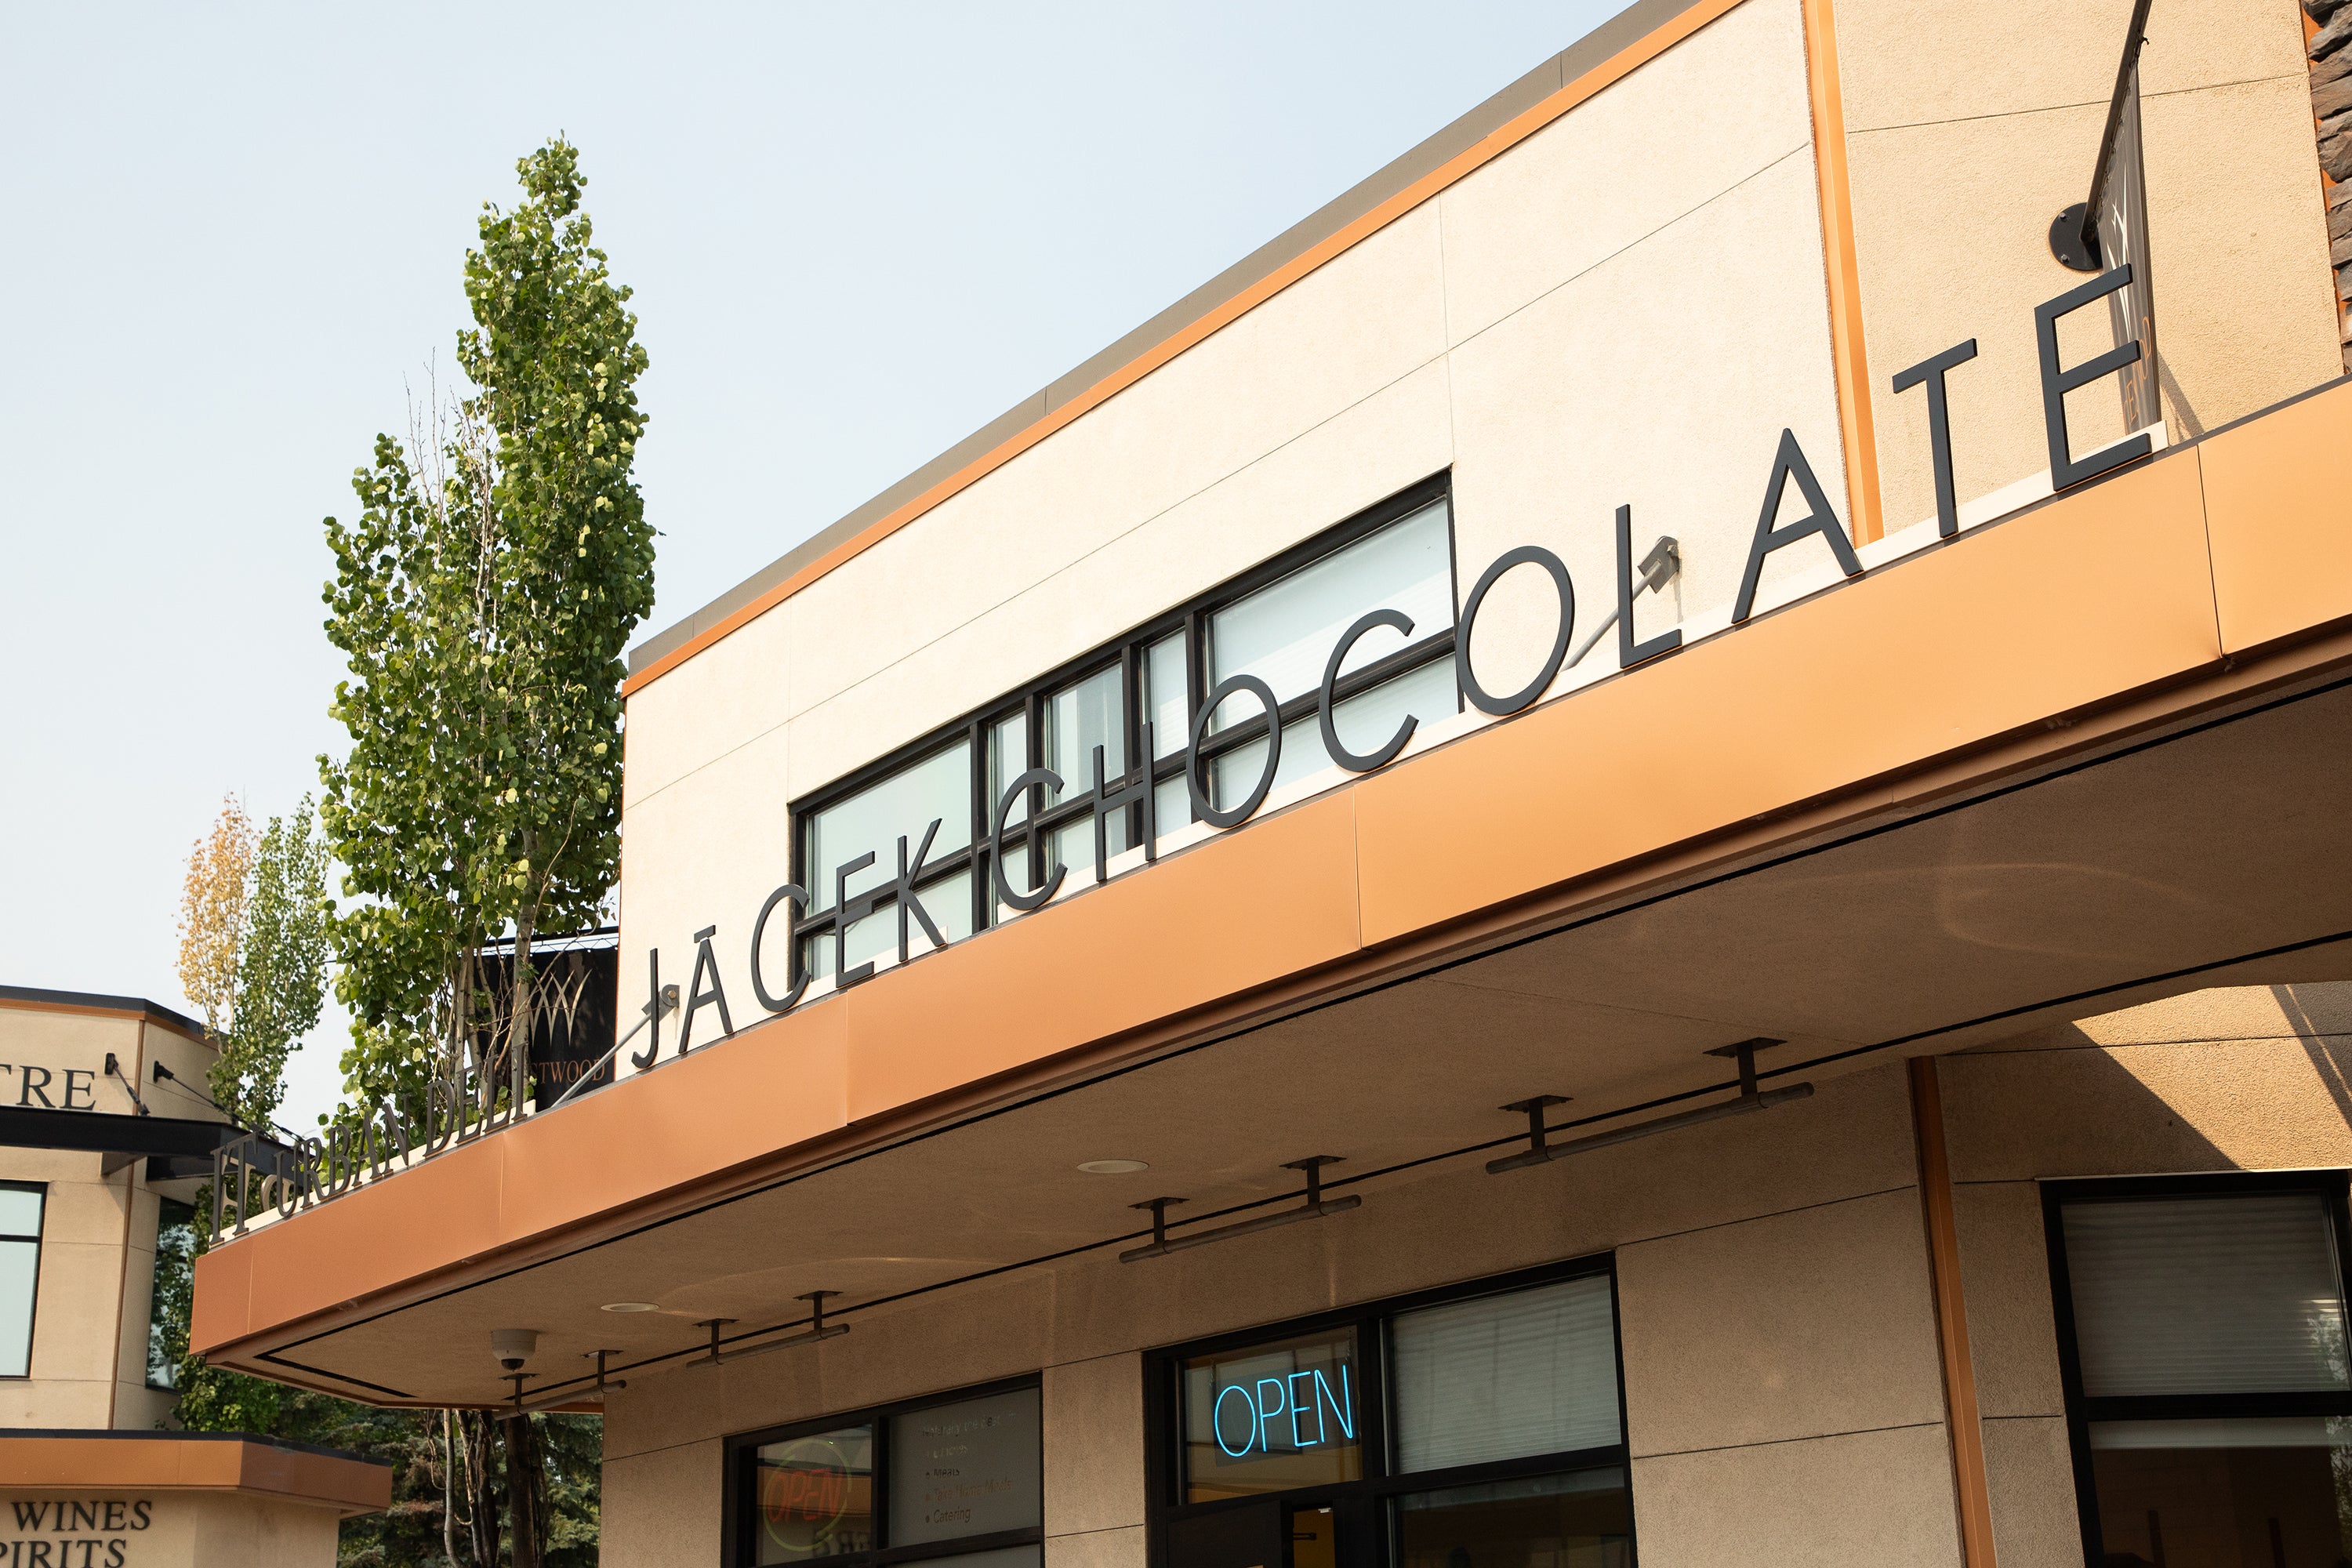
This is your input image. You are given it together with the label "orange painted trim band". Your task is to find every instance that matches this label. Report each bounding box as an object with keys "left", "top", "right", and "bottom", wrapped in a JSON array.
[
  {"left": 1801, "top": 0, "right": 1886, "bottom": 545},
  {"left": 0, "top": 1435, "right": 393, "bottom": 1514},
  {"left": 1909, "top": 1057, "right": 1998, "bottom": 1567},
  {"left": 622, "top": 0, "right": 1751, "bottom": 698}
]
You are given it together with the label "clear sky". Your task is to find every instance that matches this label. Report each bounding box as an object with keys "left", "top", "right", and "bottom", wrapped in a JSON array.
[{"left": 1, "top": 1, "right": 1619, "bottom": 1129}]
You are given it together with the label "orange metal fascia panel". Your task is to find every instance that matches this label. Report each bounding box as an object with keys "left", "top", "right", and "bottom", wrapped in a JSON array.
[
  {"left": 844, "top": 793, "right": 1363, "bottom": 1121},
  {"left": 0, "top": 1436, "right": 229, "bottom": 1489},
  {"left": 1355, "top": 448, "right": 2222, "bottom": 946},
  {"left": 206, "top": 1136, "right": 508, "bottom": 1354},
  {"left": 2200, "top": 380, "right": 2352, "bottom": 655},
  {"left": 187, "top": 1233, "right": 252, "bottom": 1356},
  {"left": 236, "top": 1441, "right": 394, "bottom": 1512},
  {"left": 494, "top": 1000, "right": 850, "bottom": 1244}
]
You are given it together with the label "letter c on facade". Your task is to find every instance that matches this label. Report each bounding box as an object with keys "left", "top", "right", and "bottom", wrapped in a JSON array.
[
  {"left": 749, "top": 883, "right": 810, "bottom": 1014},
  {"left": 1319, "top": 610, "right": 1417, "bottom": 772}
]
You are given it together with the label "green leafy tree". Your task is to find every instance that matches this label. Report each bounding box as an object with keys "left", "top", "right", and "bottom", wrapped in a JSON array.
[
  {"left": 320, "top": 136, "right": 652, "bottom": 1120},
  {"left": 317, "top": 136, "right": 648, "bottom": 1568},
  {"left": 216, "top": 798, "right": 331, "bottom": 1127}
]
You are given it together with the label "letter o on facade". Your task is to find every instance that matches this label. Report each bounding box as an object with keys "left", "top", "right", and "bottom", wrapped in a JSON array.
[
  {"left": 1189, "top": 673, "right": 1283, "bottom": 829},
  {"left": 1319, "top": 609, "right": 1418, "bottom": 773},
  {"left": 1454, "top": 546, "right": 1574, "bottom": 717},
  {"left": 749, "top": 882, "right": 810, "bottom": 1014}
]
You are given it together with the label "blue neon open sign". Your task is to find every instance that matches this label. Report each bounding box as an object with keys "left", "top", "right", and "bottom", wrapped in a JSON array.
[{"left": 1209, "top": 1363, "right": 1356, "bottom": 1457}]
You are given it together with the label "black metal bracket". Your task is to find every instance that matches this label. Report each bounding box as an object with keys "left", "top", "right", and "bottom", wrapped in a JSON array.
[
  {"left": 691, "top": 1294, "right": 850, "bottom": 1369},
  {"left": 1499, "top": 1095, "right": 1570, "bottom": 1161},
  {"left": 1489, "top": 1039, "right": 1811, "bottom": 1175},
  {"left": 103, "top": 1052, "right": 150, "bottom": 1117},
  {"left": 586, "top": 1348, "right": 627, "bottom": 1397},
  {"left": 1120, "top": 1157, "right": 1363, "bottom": 1263},
  {"left": 1704, "top": 1036, "right": 1787, "bottom": 1096},
  {"left": 2049, "top": 0, "right": 2155, "bottom": 269}
]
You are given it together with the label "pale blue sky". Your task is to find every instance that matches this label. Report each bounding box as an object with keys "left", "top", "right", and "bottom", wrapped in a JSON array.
[{"left": 0, "top": 1, "right": 1618, "bottom": 1127}]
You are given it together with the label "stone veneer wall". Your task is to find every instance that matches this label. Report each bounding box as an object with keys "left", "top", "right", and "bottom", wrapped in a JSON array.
[{"left": 2305, "top": 0, "right": 2352, "bottom": 366}]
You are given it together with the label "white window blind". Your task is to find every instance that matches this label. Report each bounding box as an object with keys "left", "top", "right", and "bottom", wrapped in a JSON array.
[
  {"left": 1390, "top": 1275, "right": 1621, "bottom": 1473},
  {"left": 2062, "top": 1193, "right": 2351, "bottom": 1397}
]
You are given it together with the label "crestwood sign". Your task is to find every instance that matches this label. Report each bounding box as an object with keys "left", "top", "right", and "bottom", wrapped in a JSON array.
[{"left": 209, "top": 265, "right": 2157, "bottom": 1241}]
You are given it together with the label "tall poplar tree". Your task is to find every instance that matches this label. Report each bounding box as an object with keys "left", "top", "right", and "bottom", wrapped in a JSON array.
[
  {"left": 318, "top": 136, "right": 652, "bottom": 1568},
  {"left": 321, "top": 137, "right": 652, "bottom": 1114}
]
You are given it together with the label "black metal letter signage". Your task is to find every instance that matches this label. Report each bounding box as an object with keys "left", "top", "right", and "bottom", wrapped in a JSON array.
[
  {"left": 677, "top": 924, "right": 735, "bottom": 1052},
  {"left": 750, "top": 883, "right": 811, "bottom": 1014},
  {"left": 629, "top": 948, "right": 663, "bottom": 1070},
  {"left": 1319, "top": 613, "right": 1417, "bottom": 771},
  {"left": 993, "top": 768, "right": 1066, "bottom": 913},
  {"left": 833, "top": 851, "right": 879, "bottom": 987},
  {"left": 1891, "top": 340, "right": 1979, "bottom": 539},
  {"left": 1091, "top": 729, "right": 1159, "bottom": 883},
  {"left": 1615, "top": 506, "right": 1681, "bottom": 668},
  {"left": 894, "top": 820, "right": 948, "bottom": 964},
  {"left": 1732, "top": 430, "right": 1862, "bottom": 624},
  {"left": 2035, "top": 267, "right": 2151, "bottom": 491},
  {"left": 1189, "top": 675, "right": 1282, "bottom": 829},
  {"left": 1454, "top": 546, "right": 1573, "bottom": 717}
]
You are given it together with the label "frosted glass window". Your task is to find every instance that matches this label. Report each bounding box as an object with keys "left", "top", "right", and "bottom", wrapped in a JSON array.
[
  {"left": 2062, "top": 1194, "right": 2352, "bottom": 1397},
  {"left": 0, "top": 1184, "right": 38, "bottom": 1380},
  {"left": 1207, "top": 502, "right": 1451, "bottom": 717},
  {"left": 1040, "top": 666, "right": 1124, "bottom": 805},
  {"left": 887, "top": 1387, "right": 1040, "bottom": 1544},
  {"left": 988, "top": 713, "right": 1028, "bottom": 826},
  {"left": 1145, "top": 634, "right": 1187, "bottom": 759},
  {"left": 804, "top": 743, "right": 973, "bottom": 913},
  {"left": 1391, "top": 1276, "right": 1623, "bottom": 1472}
]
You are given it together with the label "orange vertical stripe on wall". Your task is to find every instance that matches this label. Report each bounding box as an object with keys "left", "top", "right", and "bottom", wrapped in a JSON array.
[
  {"left": 1802, "top": 0, "right": 1887, "bottom": 545},
  {"left": 1909, "top": 1054, "right": 2000, "bottom": 1568}
]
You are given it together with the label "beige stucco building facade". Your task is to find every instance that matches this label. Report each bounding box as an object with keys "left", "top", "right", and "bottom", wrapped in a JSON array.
[
  {"left": 189, "top": 0, "right": 2352, "bottom": 1565},
  {"left": 0, "top": 989, "right": 389, "bottom": 1565}
]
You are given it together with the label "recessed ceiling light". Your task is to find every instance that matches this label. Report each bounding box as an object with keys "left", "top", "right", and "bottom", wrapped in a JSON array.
[
  {"left": 601, "top": 1301, "right": 659, "bottom": 1313},
  {"left": 1077, "top": 1159, "right": 1150, "bottom": 1174}
]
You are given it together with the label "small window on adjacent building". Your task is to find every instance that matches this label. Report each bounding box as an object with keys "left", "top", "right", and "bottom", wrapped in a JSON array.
[
  {"left": 2048, "top": 1178, "right": 2352, "bottom": 1567},
  {"left": 0, "top": 1182, "right": 44, "bottom": 1378},
  {"left": 147, "top": 1196, "right": 198, "bottom": 1390},
  {"left": 738, "top": 1383, "right": 1040, "bottom": 1568}
]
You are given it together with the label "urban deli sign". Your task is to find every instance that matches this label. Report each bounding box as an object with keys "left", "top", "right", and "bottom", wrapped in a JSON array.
[
  {"left": 637, "top": 266, "right": 2157, "bottom": 1053},
  {"left": 214, "top": 267, "right": 2154, "bottom": 1237}
]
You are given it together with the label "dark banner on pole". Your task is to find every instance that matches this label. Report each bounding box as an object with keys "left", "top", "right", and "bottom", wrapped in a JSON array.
[{"left": 2094, "top": 58, "right": 2161, "bottom": 435}]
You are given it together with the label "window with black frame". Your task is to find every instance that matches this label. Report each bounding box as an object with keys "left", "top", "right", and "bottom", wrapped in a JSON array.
[
  {"left": 0, "top": 1181, "right": 42, "bottom": 1379},
  {"left": 1149, "top": 1264, "right": 1633, "bottom": 1568},
  {"left": 790, "top": 477, "right": 1458, "bottom": 988},
  {"left": 732, "top": 1381, "right": 1042, "bottom": 1568},
  {"left": 2045, "top": 1174, "right": 2352, "bottom": 1568}
]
